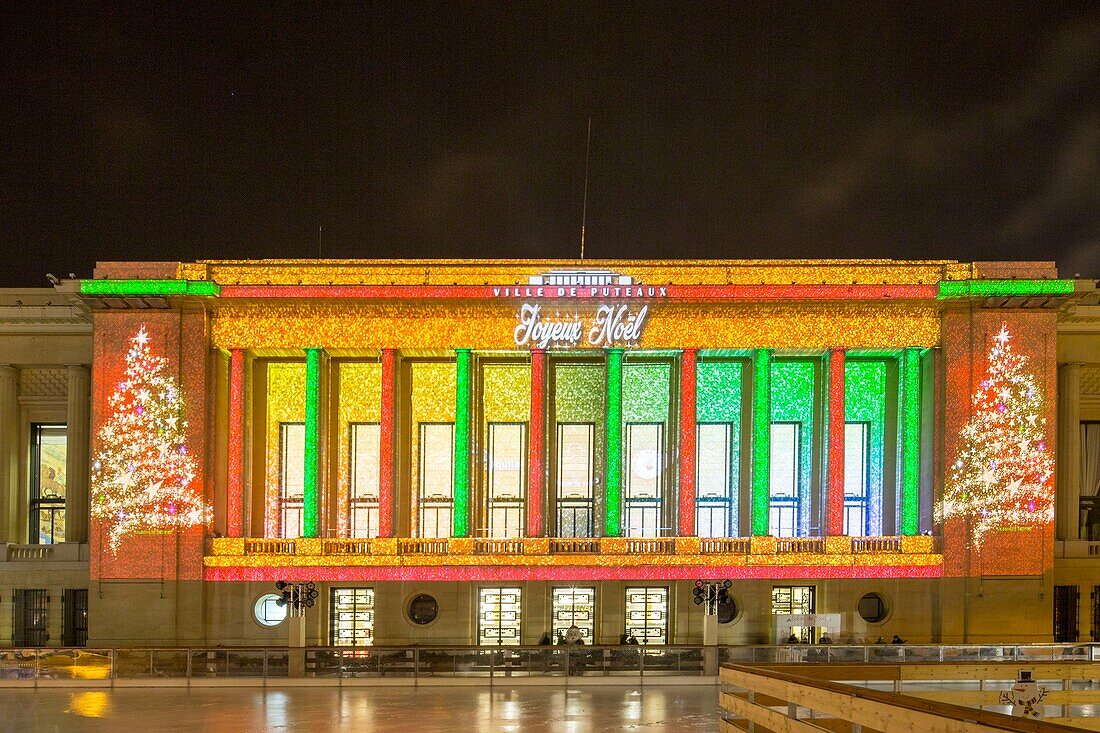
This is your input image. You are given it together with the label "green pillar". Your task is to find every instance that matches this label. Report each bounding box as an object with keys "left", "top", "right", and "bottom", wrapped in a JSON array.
[
  {"left": 604, "top": 349, "right": 623, "bottom": 537},
  {"left": 900, "top": 348, "right": 921, "bottom": 536},
  {"left": 453, "top": 349, "right": 472, "bottom": 538},
  {"left": 303, "top": 347, "right": 322, "bottom": 538},
  {"left": 751, "top": 349, "right": 772, "bottom": 536}
]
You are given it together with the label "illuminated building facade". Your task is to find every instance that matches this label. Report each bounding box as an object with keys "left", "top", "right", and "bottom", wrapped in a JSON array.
[{"left": 1, "top": 259, "right": 1098, "bottom": 647}]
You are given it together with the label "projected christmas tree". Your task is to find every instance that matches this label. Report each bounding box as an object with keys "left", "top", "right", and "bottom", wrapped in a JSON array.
[
  {"left": 90, "top": 326, "right": 209, "bottom": 550},
  {"left": 939, "top": 325, "right": 1054, "bottom": 546}
]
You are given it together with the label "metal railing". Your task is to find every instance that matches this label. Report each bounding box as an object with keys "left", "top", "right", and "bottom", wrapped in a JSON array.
[{"left": 2, "top": 644, "right": 1099, "bottom": 684}]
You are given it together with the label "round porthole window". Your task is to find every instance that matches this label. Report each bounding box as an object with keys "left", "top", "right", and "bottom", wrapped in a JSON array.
[
  {"left": 253, "top": 593, "right": 288, "bottom": 628},
  {"left": 857, "top": 593, "right": 888, "bottom": 623},
  {"left": 408, "top": 594, "right": 439, "bottom": 625}
]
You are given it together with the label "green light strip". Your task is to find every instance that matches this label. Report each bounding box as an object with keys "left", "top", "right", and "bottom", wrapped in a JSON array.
[
  {"left": 453, "top": 349, "right": 472, "bottom": 538},
  {"left": 80, "top": 279, "right": 220, "bottom": 297},
  {"left": 900, "top": 348, "right": 921, "bottom": 536},
  {"left": 604, "top": 349, "right": 623, "bottom": 537},
  {"left": 771, "top": 360, "right": 816, "bottom": 536},
  {"left": 697, "top": 361, "right": 743, "bottom": 529},
  {"left": 937, "top": 279, "right": 1074, "bottom": 299},
  {"left": 846, "top": 360, "right": 887, "bottom": 534},
  {"left": 303, "top": 348, "right": 322, "bottom": 538},
  {"left": 751, "top": 349, "right": 771, "bottom": 536}
]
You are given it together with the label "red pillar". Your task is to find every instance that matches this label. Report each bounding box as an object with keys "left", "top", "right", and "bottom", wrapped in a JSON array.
[
  {"left": 827, "top": 348, "right": 846, "bottom": 535},
  {"left": 227, "top": 349, "right": 245, "bottom": 538},
  {"left": 678, "top": 349, "right": 698, "bottom": 537},
  {"left": 379, "top": 349, "right": 397, "bottom": 538},
  {"left": 528, "top": 349, "right": 546, "bottom": 537}
]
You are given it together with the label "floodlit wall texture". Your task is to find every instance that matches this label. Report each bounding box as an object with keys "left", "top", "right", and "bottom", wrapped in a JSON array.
[{"left": 65, "top": 259, "right": 1089, "bottom": 645}]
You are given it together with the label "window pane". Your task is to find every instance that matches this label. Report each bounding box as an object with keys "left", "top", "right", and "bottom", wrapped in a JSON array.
[
  {"left": 487, "top": 423, "right": 526, "bottom": 538},
  {"left": 331, "top": 588, "right": 375, "bottom": 646},
  {"left": 557, "top": 423, "right": 594, "bottom": 537},
  {"left": 772, "top": 585, "right": 816, "bottom": 643},
  {"left": 13, "top": 589, "right": 49, "bottom": 646},
  {"left": 62, "top": 588, "right": 88, "bottom": 646},
  {"left": 769, "top": 424, "right": 798, "bottom": 497},
  {"left": 844, "top": 422, "right": 869, "bottom": 536},
  {"left": 625, "top": 423, "right": 663, "bottom": 537},
  {"left": 844, "top": 423, "right": 869, "bottom": 497},
  {"left": 552, "top": 586, "right": 595, "bottom": 644},
  {"left": 696, "top": 423, "right": 734, "bottom": 537},
  {"left": 624, "top": 587, "right": 668, "bottom": 645},
  {"left": 769, "top": 423, "right": 799, "bottom": 537},
  {"left": 1082, "top": 423, "right": 1100, "bottom": 540},
  {"left": 31, "top": 425, "right": 67, "bottom": 545},
  {"left": 350, "top": 423, "right": 380, "bottom": 538},
  {"left": 479, "top": 587, "right": 522, "bottom": 646},
  {"left": 279, "top": 423, "right": 305, "bottom": 538},
  {"left": 419, "top": 423, "right": 454, "bottom": 538}
]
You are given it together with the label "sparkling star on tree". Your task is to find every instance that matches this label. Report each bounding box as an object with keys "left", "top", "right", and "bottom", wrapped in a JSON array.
[
  {"left": 90, "top": 326, "right": 210, "bottom": 551},
  {"left": 937, "top": 324, "right": 1054, "bottom": 546}
]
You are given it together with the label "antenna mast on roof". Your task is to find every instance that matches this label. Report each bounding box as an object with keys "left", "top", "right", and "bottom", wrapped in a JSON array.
[{"left": 580, "top": 117, "right": 591, "bottom": 262}]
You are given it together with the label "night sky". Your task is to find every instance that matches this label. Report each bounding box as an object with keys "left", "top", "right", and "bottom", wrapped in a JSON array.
[{"left": 2, "top": 3, "right": 1098, "bottom": 286}]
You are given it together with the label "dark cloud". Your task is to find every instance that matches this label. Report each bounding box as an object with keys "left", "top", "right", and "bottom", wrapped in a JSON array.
[{"left": 1, "top": 3, "right": 1098, "bottom": 284}]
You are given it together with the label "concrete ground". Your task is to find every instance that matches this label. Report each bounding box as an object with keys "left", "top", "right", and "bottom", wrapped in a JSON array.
[{"left": 0, "top": 685, "right": 723, "bottom": 732}]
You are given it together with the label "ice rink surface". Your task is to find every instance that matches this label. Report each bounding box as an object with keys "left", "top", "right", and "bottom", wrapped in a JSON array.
[{"left": 0, "top": 685, "right": 721, "bottom": 732}]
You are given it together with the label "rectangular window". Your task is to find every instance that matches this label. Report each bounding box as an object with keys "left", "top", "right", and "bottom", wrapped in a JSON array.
[
  {"left": 772, "top": 585, "right": 815, "bottom": 643},
  {"left": 13, "top": 589, "right": 48, "bottom": 647},
  {"left": 349, "top": 423, "right": 381, "bottom": 538},
  {"left": 625, "top": 423, "right": 663, "bottom": 537},
  {"left": 29, "top": 425, "right": 66, "bottom": 545},
  {"left": 419, "top": 423, "right": 455, "bottom": 538},
  {"left": 552, "top": 586, "right": 596, "bottom": 644},
  {"left": 696, "top": 423, "right": 735, "bottom": 537},
  {"left": 556, "top": 423, "right": 594, "bottom": 537},
  {"left": 279, "top": 423, "right": 305, "bottom": 538},
  {"left": 1092, "top": 586, "right": 1100, "bottom": 641},
  {"left": 624, "top": 586, "right": 668, "bottom": 645},
  {"left": 62, "top": 589, "right": 88, "bottom": 647},
  {"left": 487, "top": 423, "right": 526, "bottom": 538},
  {"left": 1081, "top": 422, "right": 1100, "bottom": 540},
  {"left": 478, "top": 587, "right": 522, "bottom": 646},
  {"left": 844, "top": 422, "right": 870, "bottom": 536},
  {"left": 1054, "top": 585, "right": 1079, "bottom": 643},
  {"left": 769, "top": 423, "right": 799, "bottom": 537},
  {"left": 330, "top": 588, "right": 375, "bottom": 646}
]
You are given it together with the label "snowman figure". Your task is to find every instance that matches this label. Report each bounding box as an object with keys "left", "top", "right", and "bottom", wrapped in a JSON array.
[{"left": 999, "top": 670, "right": 1047, "bottom": 718}]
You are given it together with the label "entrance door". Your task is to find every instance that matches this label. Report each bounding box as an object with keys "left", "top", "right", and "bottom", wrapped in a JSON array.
[{"left": 772, "top": 585, "right": 816, "bottom": 643}]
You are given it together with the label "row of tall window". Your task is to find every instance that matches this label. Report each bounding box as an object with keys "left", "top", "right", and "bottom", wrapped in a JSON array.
[
  {"left": 274, "top": 419, "right": 875, "bottom": 539},
  {"left": 266, "top": 356, "right": 901, "bottom": 540},
  {"left": 310, "top": 584, "right": 819, "bottom": 646},
  {"left": 321, "top": 585, "right": 670, "bottom": 647}
]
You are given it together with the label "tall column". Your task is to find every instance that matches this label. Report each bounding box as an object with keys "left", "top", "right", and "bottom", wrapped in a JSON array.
[
  {"left": 0, "top": 366, "right": 18, "bottom": 543},
  {"left": 604, "top": 348, "right": 623, "bottom": 537},
  {"left": 65, "top": 365, "right": 90, "bottom": 543},
  {"left": 379, "top": 349, "right": 397, "bottom": 538},
  {"left": 899, "top": 348, "right": 922, "bottom": 536},
  {"left": 226, "top": 350, "right": 245, "bottom": 538},
  {"left": 751, "top": 349, "right": 772, "bottom": 536},
  {"left": 1059, "top": 363, "right": 1082, "bottom": 540},
  {"left": 303, "top": 348, "right": 323, "bottom": 538},
  {"left": 528, "top": 349, "right": 546, "bottom": 537},
  {"left": 678, "top": 349, "right": 698, "bottom": 537},
  {"left": 453, "top": 349, "right": 472, "bottom": 538},
  {"left": 826, "top": 349, "right": 846, "bottom": 536}
]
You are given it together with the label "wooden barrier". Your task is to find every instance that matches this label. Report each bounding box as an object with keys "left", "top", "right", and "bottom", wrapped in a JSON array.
[{"left": 720, "top": 663, "right": 1090, "bottom": 733}]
